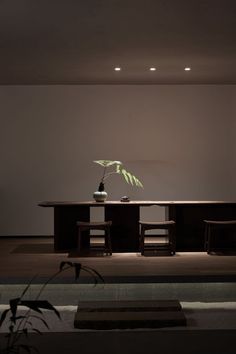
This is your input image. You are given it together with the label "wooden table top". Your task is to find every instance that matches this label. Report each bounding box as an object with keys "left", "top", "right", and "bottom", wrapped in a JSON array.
[{"left": 38, "top": 200, "right": 236, "bottom": 207}]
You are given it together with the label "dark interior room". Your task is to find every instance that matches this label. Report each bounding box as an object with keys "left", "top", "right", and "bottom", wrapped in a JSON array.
[{"left": 0, "top": 1, "right": 236, "bottom": 353}]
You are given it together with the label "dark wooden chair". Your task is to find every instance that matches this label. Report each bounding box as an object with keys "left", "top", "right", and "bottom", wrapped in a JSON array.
[
  {"left": 204, "top": 220, "right": 236, "bottom": 254},
  {"left": 139, "top": 220, "right": 176, "bottom": 255},
  {"left": 77, "top": 221, "right": 112, "bottom": 255}
]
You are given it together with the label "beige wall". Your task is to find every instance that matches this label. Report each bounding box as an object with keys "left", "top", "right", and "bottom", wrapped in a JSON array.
[
  {"left": 0, "top": 85, "right": 235, "bottom": 235},
  {"left": 231, "top": 92, "right": 236, "bottom": 196}
]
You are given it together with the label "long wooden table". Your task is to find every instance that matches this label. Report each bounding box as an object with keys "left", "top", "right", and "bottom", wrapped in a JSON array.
[{"left": 38, "top": 201, "right": 236, "bottom": 252}]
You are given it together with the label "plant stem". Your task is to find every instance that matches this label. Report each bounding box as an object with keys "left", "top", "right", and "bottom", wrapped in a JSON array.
[
  {"left": 102, "top": 171, "right": 118, "bottom": 181},
  {"left": 101, "top": 166, "right": 107, "bottom": 183}
]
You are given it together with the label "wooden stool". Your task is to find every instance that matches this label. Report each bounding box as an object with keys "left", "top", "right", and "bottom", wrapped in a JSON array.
[
  {"left": 139, "top": 220, "right": 176, "bottom": 255},
  {"left": 77, "top": 221, "right": 112, "bottom": 255},
  {"left": 204, "top": 220, "right": 236, "bottom": 254}
]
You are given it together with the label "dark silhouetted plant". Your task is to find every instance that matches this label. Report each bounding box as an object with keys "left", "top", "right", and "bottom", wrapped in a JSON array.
[{"left": 0, "top": 261, "right": 104, "bottom": 354}]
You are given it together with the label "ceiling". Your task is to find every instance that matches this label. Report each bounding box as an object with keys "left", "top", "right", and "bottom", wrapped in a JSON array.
[{"left": 1, "top": 0, "right": 236, "bottom": 85}]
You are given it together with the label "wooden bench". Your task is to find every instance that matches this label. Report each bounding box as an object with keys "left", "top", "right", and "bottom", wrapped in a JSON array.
[
  {"left": 74, "top": 300, "right": 186, "bottom": 329},
  {"left": 76, "top": 221, "right": 112, "bottom": 255},
  {"left": 139, "top": 221, "right": 176, "bottom": 255}
]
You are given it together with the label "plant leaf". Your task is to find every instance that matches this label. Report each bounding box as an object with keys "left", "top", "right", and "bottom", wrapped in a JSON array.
[
  {"left": 120, "top": 168, "right": 143, "bottom": 188},
  {"left": 9, "top": 298, "right": 20, "bottom": 321},
  {"left": 138, "top": 179, "right": 143, "bottom": 187},
  {"left": 28, "top": 315, "right": 50, "bottom": 329},
  {"left": 132, "top": 175, "right": 137, "bottom": 185},
  {"left": 106, "top": 160, "right": 122, "bottom": 167},
  {"left": 9, "top": 324, "right": 14, "bottom": 333},
  {"left": 10, "top": 315, "right": 27, "bottom": 323},
  {"left": 74, "top": 263, "right": 82, "bottom": 280},
  {"left": 59, "top": 261, "right": 73, "bottom": 271},
  {"left": 20, "top": 301, "right": 61, "bottom": 319},
  {"left": 132, "top": 175, "right": 143, "bottom": 188},
  {"left": 81, "top": 267, "right": 98, "bottom": 285},
  {"left": 26, "top": 320, "right": 33, "bottom": 327},
  {"left": 19, "top": 344, "right": 39, "bottom": 354},
  {"left": 0, "top": 308, "right": 10, "bottom": 327},
  {"left": 126, "top": 171, "right": 134, "bottom": 185},
  {"left": 94, "top": 160, "right": 122, "bottom": 167},
  {"left": 120, "top": 169, "right": 130, "bottom": 184},
  {"left": 82, "top": 265, "right": 104, "bottom": 285},
  {"left": 20, "top": 275, "right": 38, "bottom": 299},
  {"left": 93, "top": 160, "right": 111, "bottom": 167},
  {"left": 116, "top": 163, "right": 122, "bottom": 173},
  {"left": 32, "top": 328, "right": 42, "bottom": 335},
  {"left": 88, "top": 267, "right": 105, "bottom": 284}
]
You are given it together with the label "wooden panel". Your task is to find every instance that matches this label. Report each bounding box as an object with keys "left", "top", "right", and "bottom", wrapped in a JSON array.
[
  {"left": 54, "top": 206, "right": 90, "bottom": 251},
  {"left": 168, "top": 204, "right": 236, "bottom": 251},
  {"left": 105, "top": 205, "right": 140, "bottom": 252}
]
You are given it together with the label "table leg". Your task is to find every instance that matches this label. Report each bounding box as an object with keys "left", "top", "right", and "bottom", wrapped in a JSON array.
[
  {"left": 167, "top": 204, "right": 236, "bottom": 251},
  {"left": 54, "top": 206, "right": 90, "bottom": 252},
  {"left": 105, "top": 205, "right": 140, "bottom": 252}
]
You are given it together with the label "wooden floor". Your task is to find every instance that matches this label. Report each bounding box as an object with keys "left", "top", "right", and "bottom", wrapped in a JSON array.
[
  {"left": 1, "top": 237, "right": 236, "bottom": 283},
  {"left": 1, "top": 238, "right": 236, "bottom": 354}
]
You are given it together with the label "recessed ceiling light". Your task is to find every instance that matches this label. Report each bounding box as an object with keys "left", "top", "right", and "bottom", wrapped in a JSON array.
[
  {"left": 184, "top": 67, "right": 191, "bottom": 71},
  {"left": 114, "top": 67, "right": 121, "bottom": 71},
  {"left": 149, "top": 67, "right": 156, "bottom": 71}
]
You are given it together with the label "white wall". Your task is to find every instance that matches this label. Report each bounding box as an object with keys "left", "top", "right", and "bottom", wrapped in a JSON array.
[{"left": 0, "top": 85, "right": 235, "bottom": 235}]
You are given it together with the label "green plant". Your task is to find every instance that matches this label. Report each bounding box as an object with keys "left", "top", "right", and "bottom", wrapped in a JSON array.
[
  {"left": 94, "top": 160, "right": 143, "bottom": 191},
  {"left": 0, "top": 262, "right": 104, "bottom": 354}
]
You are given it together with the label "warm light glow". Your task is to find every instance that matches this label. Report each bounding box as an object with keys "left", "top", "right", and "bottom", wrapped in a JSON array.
[
  {"left": 149, "top": 67, "right": 156, "bottom": 71},
  {"left": 114, "top": 67, "right": 121, "bottom": 71},
  {"left": 184, "top": 67, "right": 191, "bottom": 71}
]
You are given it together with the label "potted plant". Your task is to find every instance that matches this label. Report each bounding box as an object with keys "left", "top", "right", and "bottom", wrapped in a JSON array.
[{"left": 93, "top": 160, "right": 143, "bottom": 202}]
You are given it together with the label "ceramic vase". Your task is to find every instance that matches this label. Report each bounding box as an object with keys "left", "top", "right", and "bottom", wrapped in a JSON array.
[{"left": 93, "top": 182, "right": 107, "bottom": 202}]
